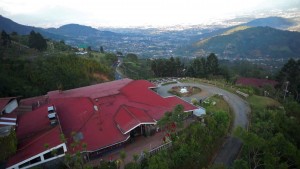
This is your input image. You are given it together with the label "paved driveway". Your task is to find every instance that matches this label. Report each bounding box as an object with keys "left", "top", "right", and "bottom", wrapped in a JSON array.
[{"left": 157, "top": 82, "right": 250, "bottom": 166}]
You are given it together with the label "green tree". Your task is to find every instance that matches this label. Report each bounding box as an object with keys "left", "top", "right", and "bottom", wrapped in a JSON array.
[
  {"left": 1, "top": 30, "right": 11, "bottom": 46},
  {"left": 120, "top": 150, "right": 126, "bottom": 164},
  {"left": 100, "top": 46, "right": 104, "bottom": 53},
  {"left": 0, "top": 129, "right": 17, "bottom": 162},
  {"left": 232, "top": 159, "right": 249, "bottom": 169},
  {"left": 28, "top": 30, "right": 47, "bottom": 51},
  {"left": 124, "top": 162, "right": 141, "bottom": 169},
  {"left": 97, "top": 161, "right": 117, "bottom": 169},
  {"left": 206, "top": 53, "right": 219, "bottom": 75},
  {"left": 148, "top": 152, "right": 169, "bottom": 169},
  {"left": 277, "top": 59, "right": 300, "bottom": 101},
  {"left": 157, "top": 105, "right": 184, "bottom": 134}
]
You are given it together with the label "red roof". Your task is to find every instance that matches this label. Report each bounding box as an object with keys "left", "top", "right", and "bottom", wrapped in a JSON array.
[
  {"left": 114, "top": 105, "right": 155, "bottom": 134},
  {"left": 5, "top": 103, "right": 64, "bottom": 168},
  {"left": 164, "top": 96, "right": 198, "bottom": 111},
  {"left": 48, "top": 78, "right": 132, "bottom": 99},
  {"left": 6, "top": 126, "right": 62, "bottom": 167},
  {"left": 0, "top": 97, "right": 16, "bottom": 111},
  {"left": 236, "top": 77, "right": 278, "bottom": 88},
  {"left": 7, "top": 79, "right": 198, "bottom": 167},
  {"left": 51, "top": 97, "right": 129, "bottom": 153}
]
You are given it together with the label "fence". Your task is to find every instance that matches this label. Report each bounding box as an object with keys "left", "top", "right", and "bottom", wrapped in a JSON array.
[{"left": 137, "top": 141, "right": 172, "bottom": 162}]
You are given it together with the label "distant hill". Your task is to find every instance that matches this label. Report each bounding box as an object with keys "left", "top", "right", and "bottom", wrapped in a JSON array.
[
  {"left": 0, "top": 15, "right": 65, "bottom": 40},
  {"left": 0, "top": 15, "right": 119, "bottom": 46},
  {"left": 45, "top": 24, "right": 118, "bottom": 37},
  {"left": 193, "top": 26, "right": 300, "bottom": 59},
  {"left": 243, "top": 17, "right": 295, "bottom": 29}
]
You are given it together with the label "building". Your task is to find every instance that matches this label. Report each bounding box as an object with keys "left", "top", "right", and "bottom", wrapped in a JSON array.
[
  {"left": 0, "top": 97, "right": 18, "bottom": 137},
  {"left": 6, "top": 79, "right": 199, "bottom": 169},
  {"left": 236, "top": 77, "right": 278, "bottom": 88}
]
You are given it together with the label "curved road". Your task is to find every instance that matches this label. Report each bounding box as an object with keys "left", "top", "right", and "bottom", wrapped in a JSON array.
[{"left": 157, "top": 82, "right": 250, "bottom": 166}]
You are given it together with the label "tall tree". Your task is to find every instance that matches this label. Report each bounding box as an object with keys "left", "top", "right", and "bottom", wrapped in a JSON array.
[
  {"left": 28, "top": 30, "right": 47, "bottom": 51},
  {"left": 0, "top": 130, "right": 17, "bottom": 162},
  {"left": 206, "top": 53, "right": 219, "bottom": 75},
  {"left": 277, "top": 59, "right": 300, "bottom": 101},
  {"left": 100, "top": 46, "right": 104, "bottom": 53},
  {"left": 1, "top": 30, "right": 11, "bottom": 46}
]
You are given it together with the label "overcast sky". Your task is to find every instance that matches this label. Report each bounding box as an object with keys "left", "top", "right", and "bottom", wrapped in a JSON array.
[{"left": 0, "top": 0, "right": 299, "bottom": 28}]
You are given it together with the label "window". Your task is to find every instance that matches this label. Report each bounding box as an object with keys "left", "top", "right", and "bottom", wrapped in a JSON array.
[
  {"left": 18, "top": 157, "right": 41, "bottom": 168},
  {"left": 43, "top": 147, "right": 64, "bottom": 160}
]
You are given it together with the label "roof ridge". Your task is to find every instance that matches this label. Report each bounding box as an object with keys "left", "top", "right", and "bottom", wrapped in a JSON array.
[
  {"left": 124, "top": 105, "right": 155, "bottom": 122},
  {"left": 122, "top": 105, "right": 140, "bottom": 123}
]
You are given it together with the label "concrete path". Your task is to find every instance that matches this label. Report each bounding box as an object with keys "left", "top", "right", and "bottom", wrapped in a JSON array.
[{"left": 157, "top": 81, "right": 250, "bottom": 166}]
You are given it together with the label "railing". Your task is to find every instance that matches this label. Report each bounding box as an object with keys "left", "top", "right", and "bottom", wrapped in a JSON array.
[
  {"left": 149, "top": 141, "right": 172, "bottom": 155},
  {"left": 236, "top": 90, "right": 249, "bottom": 98},
  {"left": 137, "top": 141, "right": 172, "bottom": 162}
]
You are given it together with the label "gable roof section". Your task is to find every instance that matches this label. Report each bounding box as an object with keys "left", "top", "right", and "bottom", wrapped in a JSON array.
[
  {"left": 120, "top": 80, "right": 170, "bottom": 108},
  {"left": 164, "top": 96, "right": 198, "bottom": 112},
  {"left": 48, "top": 78, "right": 133, "bottom": 99},
  {"left": 52, "top": 97, "right": 129, "bottom": 153},
  {"left": 114, "top": 106, "right": 139, "bottom": 134},
  {"left": 114, "top": 105, "right": 155, "bottom": 134}
]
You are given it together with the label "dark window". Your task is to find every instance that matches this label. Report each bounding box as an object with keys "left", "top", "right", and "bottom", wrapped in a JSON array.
[
  {"left": 43, "top": 147, "right": 64, "bottom": 160},
  {"left": 19, "top": 157, "right": 41, "bottom": 168}
]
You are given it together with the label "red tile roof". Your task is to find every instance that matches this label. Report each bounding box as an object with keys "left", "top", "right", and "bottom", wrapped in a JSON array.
[
  {"left": 164, "top": 96, "right": 198, "bottom": 111},
  {"left": 7, "top": 79, "right": 198, "bottom": 167},
  {"left": 114, "top": 105, "right": 155, "bottom": 134},
  {"left": 51, "top": 97, "right": 129, "bottom": 153},
  {"left": 6, "top": 126, "right": 62, "bottom": 168},
  {"left": 48, "top": 78, "right": 133, "bottom": 99},
  {"left": 236, "top": 77, "right": 278, "bottom": 88}
]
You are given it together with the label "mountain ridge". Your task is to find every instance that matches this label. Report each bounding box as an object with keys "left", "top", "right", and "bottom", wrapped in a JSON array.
[{"left": 193, "top": 26, "right": 300, "bottom": 59}]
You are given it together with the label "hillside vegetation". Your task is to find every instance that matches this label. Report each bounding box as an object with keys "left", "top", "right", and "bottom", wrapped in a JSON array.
[
  {"left": 0, "top": 31, "right": 115, "bottom": 98},
  {"left": 193, "top": 26, "right": 300, "bottom": 59}
]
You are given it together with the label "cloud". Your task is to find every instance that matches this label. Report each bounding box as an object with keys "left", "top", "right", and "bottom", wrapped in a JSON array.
[{"left": 0, "top": 0, "right": 299, "bottom": 27}]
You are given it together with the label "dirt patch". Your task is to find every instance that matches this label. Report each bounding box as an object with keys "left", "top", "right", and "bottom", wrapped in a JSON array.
[{"left": 92, "top": 73, "right": 110, "bottom": 81}]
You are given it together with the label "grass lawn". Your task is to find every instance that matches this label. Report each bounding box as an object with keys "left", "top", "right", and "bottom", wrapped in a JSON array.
[
  {"left": 247, "top": 95, "right": 281, "bottom": 110},
  {"left": 161, "top": 81, "right": 177, "bottom": 86},
  {"left": 202, "top": 94, "right": 234, "bottom": 133},
  {"left": 203, "top": 95, "right": 231, "bottom": 114}
]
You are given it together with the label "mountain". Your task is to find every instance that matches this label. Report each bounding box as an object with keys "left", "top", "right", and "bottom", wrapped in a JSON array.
[
  {"left": 0, "top": 15, "right": 35, "bottom": 34},
  {"left": 0, "top": 15, "right": 67, "bottom": 41},
  {"left": 193, "top": 26, "right": 300, "bottom": 59},
  {"left": 45, "top": 24, "right": 118, "bottom": 37},
  {"left": 243, "top": 16, "right": 295, "bottom": 29}
]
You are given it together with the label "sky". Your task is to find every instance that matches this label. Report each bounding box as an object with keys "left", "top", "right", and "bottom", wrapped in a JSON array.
[{"left": 0, "top": 0, "right": 299, "bottom": 28}]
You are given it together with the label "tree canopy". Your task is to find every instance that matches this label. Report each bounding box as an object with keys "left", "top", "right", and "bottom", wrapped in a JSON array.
[
  {"left": 28, "top": 30, "right": 47, "bottom": 51},
  {"left": 276, "top": 58, "right": 300, "bottom": 101}
]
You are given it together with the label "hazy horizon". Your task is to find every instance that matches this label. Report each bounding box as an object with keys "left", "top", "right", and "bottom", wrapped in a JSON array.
[{"left": 1, "top": 0, "right": 300, "bottom": 28}]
